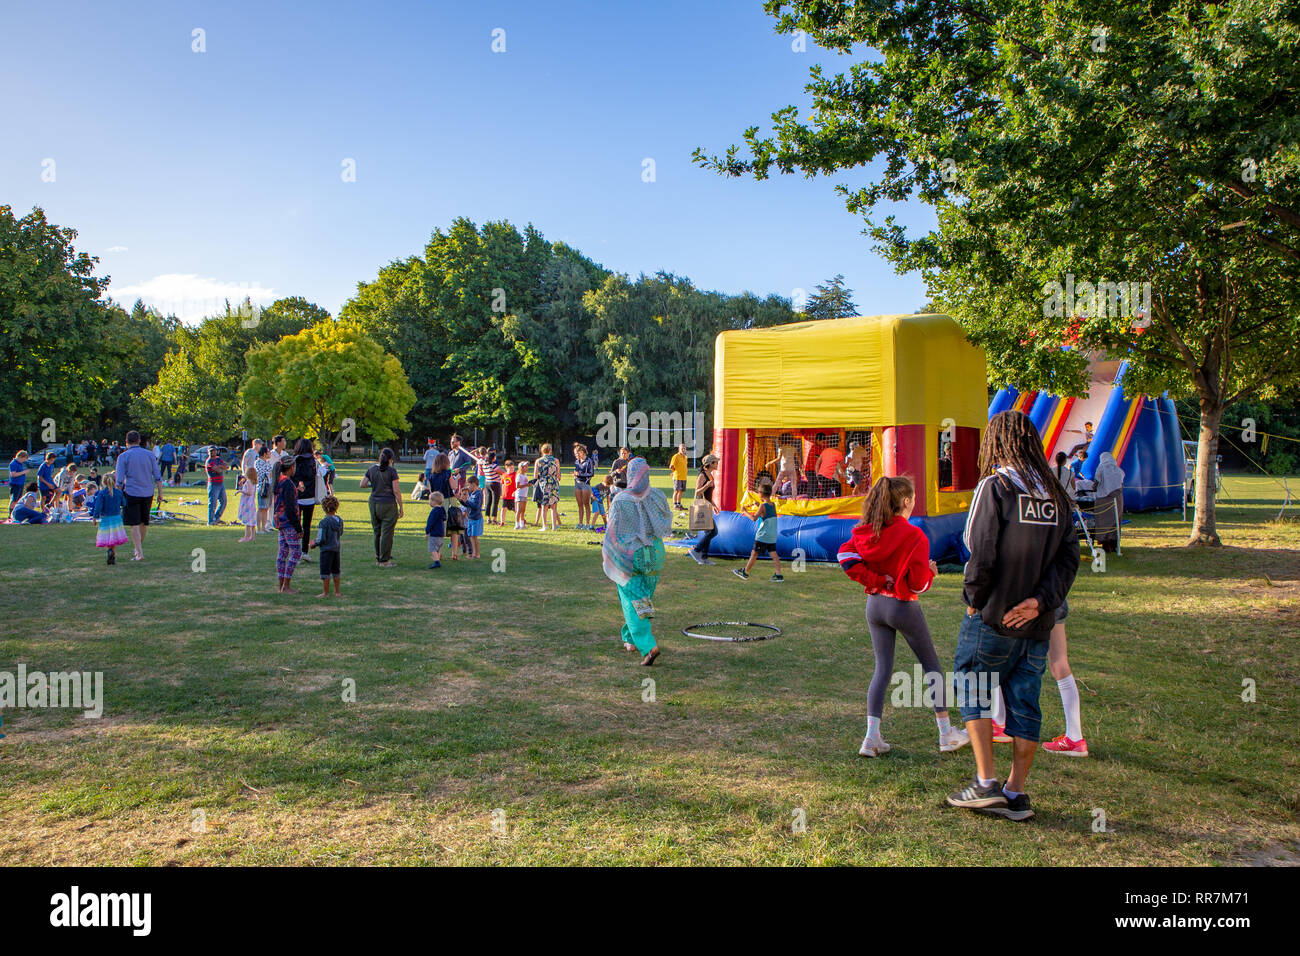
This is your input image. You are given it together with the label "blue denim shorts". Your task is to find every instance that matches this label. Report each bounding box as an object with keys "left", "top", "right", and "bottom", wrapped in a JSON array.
[{"left": 953, "top": 612, "right": 1048, "bottom": 741}]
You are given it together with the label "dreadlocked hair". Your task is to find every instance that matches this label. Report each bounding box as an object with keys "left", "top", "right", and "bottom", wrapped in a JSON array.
[
  {"left": 978, "top": 410, "right": 1070, "bottom": 510},
  {"left": 858, "top": 475, "right": 915, "bottom": 539}
]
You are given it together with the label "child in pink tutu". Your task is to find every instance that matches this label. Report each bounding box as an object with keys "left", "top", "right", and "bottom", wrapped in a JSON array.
[{"left": 91, "top": 474, "right": 129, "bottom": 565}]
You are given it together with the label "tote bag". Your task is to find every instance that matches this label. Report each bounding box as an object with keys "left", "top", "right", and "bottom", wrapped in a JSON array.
[{"left": 688, "top": 496, "right": 715, "bottom": 532}]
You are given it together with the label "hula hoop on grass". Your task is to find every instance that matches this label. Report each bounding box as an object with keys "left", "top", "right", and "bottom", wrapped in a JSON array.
[{"left": 681, "top": 621, "right": 781, "bottom": 643}]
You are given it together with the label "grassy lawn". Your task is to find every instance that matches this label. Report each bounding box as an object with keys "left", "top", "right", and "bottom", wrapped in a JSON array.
[{"left": 1, "top": 465, "right": 1297, "bottom": 865}]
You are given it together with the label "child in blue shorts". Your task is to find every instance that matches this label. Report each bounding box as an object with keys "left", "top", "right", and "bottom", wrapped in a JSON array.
[{"left": 733, "top": 481, "right": 783, "bottom": 582}]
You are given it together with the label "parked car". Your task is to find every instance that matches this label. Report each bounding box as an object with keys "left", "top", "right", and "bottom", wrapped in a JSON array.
[
  {"left": 188, "top": 445, "right": 231, "bottom": 464},
  {"left": 26, "top": 445, "right": 68, "bottom": 469}
]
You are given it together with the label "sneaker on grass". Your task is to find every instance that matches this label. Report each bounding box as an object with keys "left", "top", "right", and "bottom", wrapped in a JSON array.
[
  {"left": 689, "top": 548, "right": 707, "bottom": 565},
  {"left": 770, "top": 574, "right": 784, "bottom": 582},
  {"left": 732, "top": 568, "right": 748, "bottom": 580},
  {"left": 946, "top": 778, "right": 1008, "bottom": 811},
  {"left": 859, "top": 734, "right": 891, "bottom": 757},
  {"left": 983, "top": 792, "right": 1034, "bottom": 822},
  {"left": 939, "top": 728, "right": 970, "bottom": 752},
  {"left": 1041, "top": 734, "right": 1089, "bottom": 757},
  {"left": 992, "top": 722, "right": 1013, "bottom": 743}
]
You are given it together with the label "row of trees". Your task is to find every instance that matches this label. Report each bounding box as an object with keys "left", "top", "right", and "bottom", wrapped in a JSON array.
[
  {"left": 0, "top": 205, "right": 418, "bottom": 450},
  {"left": 340, "top": 217, "right": 802, "bottom": 443},
  {"left": 3, "top": 206, "right": 828, "bottom": 455}
]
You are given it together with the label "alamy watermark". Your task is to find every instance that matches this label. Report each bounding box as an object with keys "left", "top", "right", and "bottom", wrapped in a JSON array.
[
  {"left": 0, "top": 664, "right": 104, "bottom": 719},
  {"left": 890, "top": 664, "right": 999, "bottom": 714},
  {"left": 1042, "top": 273, "right": 1151, "bottom": 327},
  {"left": 594, "top": 403, "right": 705, "bottom": 456}
]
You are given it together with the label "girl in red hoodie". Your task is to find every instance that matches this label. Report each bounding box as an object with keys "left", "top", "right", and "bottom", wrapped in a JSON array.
[{"left": 837, "top": 475, "right": 970, "bottom": 757}]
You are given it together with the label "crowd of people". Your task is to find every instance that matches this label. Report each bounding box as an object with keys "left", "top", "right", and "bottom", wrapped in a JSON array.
[{"left": 7, "top": 410, "right": 1090, "bottom": 821}]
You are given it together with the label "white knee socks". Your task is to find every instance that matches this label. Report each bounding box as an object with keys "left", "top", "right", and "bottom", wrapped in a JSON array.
[{"left": 1057, "top": 674, "right": 1083, "bottom": 740}]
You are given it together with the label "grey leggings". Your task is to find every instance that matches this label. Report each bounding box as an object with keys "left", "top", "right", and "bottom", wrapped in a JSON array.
[{"left": 865, "top": 594, "right": 946, "bottom": 718}]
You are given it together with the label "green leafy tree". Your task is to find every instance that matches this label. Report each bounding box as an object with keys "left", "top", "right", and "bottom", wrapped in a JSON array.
[
  {"left": 97, "top": 300, "right": 178, "bottom": 435},
  {"left": 805, "top": 274, "right": 858, "bottom": 320},
  {"left": 240, "top": 320, "right": 415, "bottom": 451},
  {"left": 0, "top": 206, "right": 116, "bottom": 441},
  {"left": 696, "top": 0, "right": 1300, "bottom": 545}
]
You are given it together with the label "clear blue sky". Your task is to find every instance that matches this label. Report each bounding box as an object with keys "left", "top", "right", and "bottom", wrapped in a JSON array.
[{"left": 1, "top": 0, "right": 932, "bottom": 322}]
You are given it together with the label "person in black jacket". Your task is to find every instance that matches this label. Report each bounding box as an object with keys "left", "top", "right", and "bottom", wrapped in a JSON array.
[
  {"left": 294, "top": 439, "right": 319, "bottom": 564},
  {"left": 946, "top": 410, "right": 1080, "bottom": 822}
]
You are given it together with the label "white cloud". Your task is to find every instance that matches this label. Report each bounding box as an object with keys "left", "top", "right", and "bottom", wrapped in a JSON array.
[
  {"left": 106, "top": 245, "right": 129, "bottom": 253},
  {"left": 111, "top": 273, "right": 276, "bottom": 324}
]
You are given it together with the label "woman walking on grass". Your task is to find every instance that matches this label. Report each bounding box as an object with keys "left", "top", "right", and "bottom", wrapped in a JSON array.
[
  {"left": 361, "top": 448, "right": 403, "bottom": 566},
  {"left": 602, "top": 457, "right": 672, "bottom": 666}
]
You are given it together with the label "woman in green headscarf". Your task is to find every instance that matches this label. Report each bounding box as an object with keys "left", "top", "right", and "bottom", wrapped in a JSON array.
[{"left": 602, "top": 456, "right": 673, "bottom": 665}]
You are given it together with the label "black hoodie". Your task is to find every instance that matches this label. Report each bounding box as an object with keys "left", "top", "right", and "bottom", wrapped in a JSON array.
[{"left": 962, "top": 467, "right": 1080, "bottom": 639}]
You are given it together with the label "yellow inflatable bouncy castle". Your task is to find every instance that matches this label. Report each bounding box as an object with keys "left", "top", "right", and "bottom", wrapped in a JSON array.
[{"left": 703, "top": 313, "right": 988, "bottom": 562}]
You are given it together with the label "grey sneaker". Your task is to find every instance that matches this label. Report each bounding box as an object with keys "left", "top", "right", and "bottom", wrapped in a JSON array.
[
  {"left": 732, "top": 568, "right": 749, "bottom": 580},
  {"left": 946, "top": 778, "right": 1008, "bottom": 811},
  {"left": 689, "top": 548, "right": 706, "bottom": 565}
]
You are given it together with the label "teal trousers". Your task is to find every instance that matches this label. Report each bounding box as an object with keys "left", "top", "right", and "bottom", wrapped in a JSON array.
[{"left": 616, "top": 541, "right": 664, "bottom": 655}]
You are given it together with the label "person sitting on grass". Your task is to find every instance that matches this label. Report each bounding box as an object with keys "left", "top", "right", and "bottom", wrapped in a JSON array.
[
  {"left": 12, "top": 482, "right": 47, "bottom": 524},
  {"left": 425, "top": 491, "right": 446, "bottom": 569},
  {"left": 274, "top": 454, "right": 303, "bottom": 593},
  {"left": 945, "top": 410, "right": 1079, "bottom": 823},
  {"left": 733, "top": 481, "right": 783, "bottom": 582},
  {"left": 838, "top": 474, "right": 968, "bottom": 757},
  {"left": 602, "top": 457, "right": 672, "bottom": 666},
  {"left": 313, "top": 494, "right": 343, "bottom": 597}
]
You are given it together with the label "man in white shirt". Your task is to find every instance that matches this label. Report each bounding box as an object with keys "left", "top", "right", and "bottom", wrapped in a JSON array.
[{"left": 242, "top": 439, "right": 263, "bottom": 475}]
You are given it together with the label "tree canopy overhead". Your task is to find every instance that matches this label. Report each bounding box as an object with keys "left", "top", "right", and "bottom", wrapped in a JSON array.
[{"left": 695, "top": 0, "right": 1300, "bottom": 545}]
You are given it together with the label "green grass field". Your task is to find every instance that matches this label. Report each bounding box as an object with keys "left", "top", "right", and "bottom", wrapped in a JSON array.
[{"left": 1, "top": 466, "right": 1297, "bottom": 865}]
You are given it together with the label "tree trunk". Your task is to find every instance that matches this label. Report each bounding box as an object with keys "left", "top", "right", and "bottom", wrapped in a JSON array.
[{"left": 1188, "top": 398, "right": 1223, "bottom": 547}]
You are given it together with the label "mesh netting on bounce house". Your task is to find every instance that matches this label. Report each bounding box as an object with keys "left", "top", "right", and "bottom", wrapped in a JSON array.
[
  {"left": 678, "top": 314, "right": 1185, "bottom": 565},
  {"left": 684, "top": 312, "right": 988, "bottom": 564}
]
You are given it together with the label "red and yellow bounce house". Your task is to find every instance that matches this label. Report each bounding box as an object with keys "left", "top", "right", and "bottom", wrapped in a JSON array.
[{"left": 699, "top": 312, "right": 988, "bottom": 563}]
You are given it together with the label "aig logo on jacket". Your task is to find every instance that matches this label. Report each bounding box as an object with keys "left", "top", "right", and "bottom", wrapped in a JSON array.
[{"left": 1018, "top": 494, "right": 1058, "bottom": 525}]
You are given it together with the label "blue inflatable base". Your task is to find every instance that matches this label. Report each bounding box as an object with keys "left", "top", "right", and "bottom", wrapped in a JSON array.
[{"left": 672, "top": 510, "right": 970, "bottom": 565}]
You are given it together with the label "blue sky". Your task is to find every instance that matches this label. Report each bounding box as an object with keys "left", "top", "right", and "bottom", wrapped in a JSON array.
[{"left": 1, "top": 0, "right": 933, "bottom": 322}]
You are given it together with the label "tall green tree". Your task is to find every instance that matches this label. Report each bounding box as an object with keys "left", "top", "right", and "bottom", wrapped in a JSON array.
[
  {"left": 0, "top": 206, "right": 116, "bottom": 442},
  {"left": 696, "top": 0, "right": 1300, "bottom": 546},
  {"left": 805, "top": 274, "right": 858, "bottom": 320},
  {"left": 241, "top": 321, "right": 415, "bottom": 451},
  {"left": 97, "top": 300, "right": 177, "bottom": 435},
  {"left": 131, "top": 297, "right": 325, "bottom": 441}
]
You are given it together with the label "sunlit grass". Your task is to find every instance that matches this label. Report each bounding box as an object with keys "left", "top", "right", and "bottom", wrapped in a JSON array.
[{"left": 1, "top": 468, "right": 1296, "bottom": 865}]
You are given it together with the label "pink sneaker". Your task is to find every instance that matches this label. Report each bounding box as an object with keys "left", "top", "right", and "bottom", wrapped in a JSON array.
[
  {"left": 992, "top": 723, "right": 1013, "bottom": 743},
  {"left": 1041, "top": 734, "right": 1089, "bottom": 757}
]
